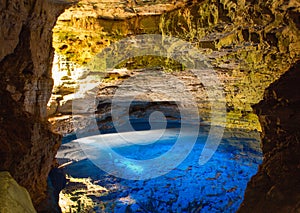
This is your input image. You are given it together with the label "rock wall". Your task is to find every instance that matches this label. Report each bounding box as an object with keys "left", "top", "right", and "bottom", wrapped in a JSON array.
[
  {"left": 57, "top": 0, "right": 189, "bottom": 20},
  {"left": 0, "top": 0, "right": 70, "bottom": 209},
  {"left": 49, "top": 0, "right": 299, "bottom": 131},
  {"left": 239, "top": 61, "right": 300, "bottom": 212},
  {"left": 159, "top": 0, "right": 300, "bottom": 129}
]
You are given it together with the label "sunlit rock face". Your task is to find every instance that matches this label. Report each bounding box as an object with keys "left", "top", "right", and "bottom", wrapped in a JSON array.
[
  {"left": 0, "top": 0, "right": 68, "bottom": 210},
  {"left": 49, "top": 0, "right": 299, "bottom": 131},
  {"left": 58, "top": 0, "right": 189, "bottom": 20},
  {"left": 52, "top": 0, "right": 190, "bottom": 64},
  {"left": 160, "top": 0, "right": 300, "bottom": 125},
  {"left": 239, "top": 61, "right": 300, "bottom": 212}
]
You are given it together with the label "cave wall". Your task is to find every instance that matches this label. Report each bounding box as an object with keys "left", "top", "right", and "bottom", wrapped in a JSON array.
[
  {"left": 49, "top": 0, "right": 299, "bottom": 131},
  {"left": 239, "top": 61, "right": 300, "bottom": 212},
  {"left": 159, "top": 0, "right": 300, "bottom": 129},
  {"left": 0, "top": 0, "right": 70, "bottom": 208},
  {"left": 0, "top": 0, "right": 299, "bottom": 212}
]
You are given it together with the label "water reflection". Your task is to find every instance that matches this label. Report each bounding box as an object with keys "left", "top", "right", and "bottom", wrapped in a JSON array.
[{"left": 57, "top": 127, "right": 262, "bottom": 212}]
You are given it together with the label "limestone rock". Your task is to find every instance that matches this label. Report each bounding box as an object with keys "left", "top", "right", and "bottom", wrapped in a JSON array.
[
  {"left": 58, "top": 0, "right": 189, "bottom": 20},
  {"left": 0, "top": 0, "right": 299, "bottom": 212},
  {"left": 0, "top": 171, "right": 36, "bottom": 213},
  {"left": 50, "top": 0, "right": 299, "bottom": 131},
  {"left": 239, "top": 61, "right": 300, "bottom": 212},
  {"left": 0, "top": 92, "right": 62, "bottom": 208},
  {"left": 0, "top": 0, "right": 70, "bottom": 210}
]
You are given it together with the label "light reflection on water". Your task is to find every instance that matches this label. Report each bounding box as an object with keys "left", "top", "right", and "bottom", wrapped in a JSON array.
[{"left": 57, "top": 125, "right": 262, "bottom": 213}]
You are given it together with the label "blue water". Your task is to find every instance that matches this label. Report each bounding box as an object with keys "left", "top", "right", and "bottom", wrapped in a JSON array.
[{"left": 59, "top": 126, "right": 262, "bottom": 213}]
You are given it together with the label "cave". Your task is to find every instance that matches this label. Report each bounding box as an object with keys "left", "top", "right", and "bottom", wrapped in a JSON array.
[{"left": 0, "top": 0, "right": 299, "bottom": 213}]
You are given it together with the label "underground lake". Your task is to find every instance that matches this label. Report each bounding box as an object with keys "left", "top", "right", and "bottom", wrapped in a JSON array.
[
  {"left": 56, "top": 119, "right": 262, "bottom": 212},
  {"left": 1, "top": 0, "right": 299, "bottom": 213},
  {"left": 44, "top": 0, "right": 299, "bottom": 212}
]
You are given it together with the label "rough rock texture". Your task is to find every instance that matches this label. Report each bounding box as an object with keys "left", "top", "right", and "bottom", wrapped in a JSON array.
[
  {"left": 239, "top": 61, "right": 300, "bottom": 212},
  {"left": 0, "top": 0, "right": 70, "bottom": 210},
  {"left": 157, "top": 0, "right": 300, "bottom": 128},
  {"left": 0, "top": 172, "right": 37, "bottom": 213},
  {"left": 49, "top": 0, "right": 300, "bottom": 212},
  {"left": 52, "top": 0, "right": 191, "bottom": 64},
  {"left": 0, "top": 0, "right": 299, "bottom": 212},
  {"left": 50, "top": 0, "right": 299, "bottom": 130},
  {"left": 0, "top": 96, "right": 61, "bottom": 207},
  {"left": 58, "top": 0, "right": 190, "bottom": 20}
]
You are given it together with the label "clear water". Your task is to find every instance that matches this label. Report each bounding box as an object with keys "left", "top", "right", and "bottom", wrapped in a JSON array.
[{"left": 59, "top": 126, "right": 262, "bottom": 213}]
